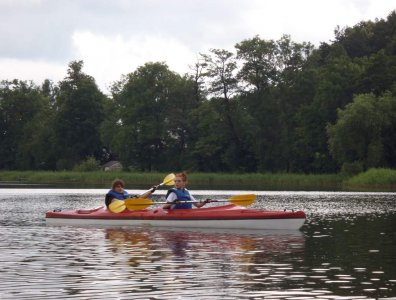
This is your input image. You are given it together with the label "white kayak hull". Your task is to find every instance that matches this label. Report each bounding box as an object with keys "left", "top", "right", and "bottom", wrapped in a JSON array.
[{"left": 46, "top": 215, "right": 305, "bottom": 230}]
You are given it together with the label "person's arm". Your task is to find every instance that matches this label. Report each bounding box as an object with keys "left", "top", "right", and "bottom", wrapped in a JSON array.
[
  {"left": 194, "top": 198, "right": 212, "bottom": 208},
  {"left": 189, "top": 192, "right": 211, "bottom": 208},
  {"left": 139, "top": 185, "right": 157, "bottom": 199},
  {"left": 163, "top": 191, "right": 177, "bottom": 209},
  {"left": 191, "top": 194, "right": 201, "bottom": 207}
]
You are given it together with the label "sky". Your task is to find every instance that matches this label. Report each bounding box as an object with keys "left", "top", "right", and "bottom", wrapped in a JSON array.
[{"left": 0, "top": 0, "right": 395, "bottom": 93}]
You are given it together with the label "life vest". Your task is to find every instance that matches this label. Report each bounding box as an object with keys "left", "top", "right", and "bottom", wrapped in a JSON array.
[
  {"left": 106, "top": 190, "right": 129, "bottom": 200},
  {"left": 166, "top": 188, "right": 192, "bottom": 209},
  {"left": 105, "top": 190, "right": 130, "bottom": 208}
]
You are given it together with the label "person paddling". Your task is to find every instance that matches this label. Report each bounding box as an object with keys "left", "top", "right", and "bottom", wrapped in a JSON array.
[
  {"left": 105, "top": 179, "right": 155, "bottom": 209},
  {"left": 162, "top": 172, "right": 210, "bottom": 209}
]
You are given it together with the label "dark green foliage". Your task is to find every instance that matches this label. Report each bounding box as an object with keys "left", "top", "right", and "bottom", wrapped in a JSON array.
[
  {"left": 327, "top": 92, "right": 396, "bottom": 169},
  {"left": 103, "top": 62, "right": 199, "bottom": 171},
  {"left": 1, "top": 11, "right": 395, "bottom": 173},
  {"left": 73, "top": 156, "right": 101, "bottom": 172},
  {"left": 0, "top": 80, "right": 50, "bottom": 169},
  {"left": 54, "top": 61, "right": 106, "bottom": 169}
]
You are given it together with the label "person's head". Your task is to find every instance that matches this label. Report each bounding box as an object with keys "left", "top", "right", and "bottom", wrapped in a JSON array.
[
  {"left": 112, "top": 179, "right": 125, "bottom": 192},
  {"left": 174, "top": 172, "right": 188, "bottom": 189}
]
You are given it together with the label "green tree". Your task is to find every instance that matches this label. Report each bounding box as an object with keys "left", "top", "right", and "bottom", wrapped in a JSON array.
[
  {"left": 200, "top": 48, "right": 239, "bottom": 99},
  {"left": 327, "top": 92, "right": 396, "bottom": 170},
  {"left": 235, "top": 35, "right": 278, "bottom": 92},
  {"left": 189, "top": 58, "right": 208, "bottom": 103},
  {"left": 16, "top": 104, "right": 57, "bottom": 170},
  {"left": 270, "top": 36, "right": 315, "bottom": 172},
  {"left": 54, "top": 61, "right": 106, "bottom": 169},
  {"left": 334, "top": 11, "right": 396, "bottom": 59},
  {"left": 107, "top": 62, "right": 197, "bottom": 171},
  {"left": 73, "top": 156, "right": 101, "bottom": 171},
  {"left": 358, "top": 49, "right": 396, "bottom": 95},
  {"left": 0, "top": 80, "right": 48, "bottom": 169},
  {"left": 16, "top": 79, "right": 59, "bottom": 170},
  {"left": 166, "top": 75, "right": 202, "bottom": 170},
  {"left": 100, "top": 96, "right": 120, "bottom": 163},
  {"left": 199, "top": 49, "right": 256, "bottom": 171},
  {"left": 290, "top": 44, "right": 363, "bottom": 173},
  {"left": 189, "top": 101, "right": 229, "bottom": 171},
  {"left": 235, "top": 35, "right": 315, "bottom": 172}
]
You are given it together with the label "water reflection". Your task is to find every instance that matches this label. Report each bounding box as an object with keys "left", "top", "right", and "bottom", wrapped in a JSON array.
[
  {"left": 0, "top": 189, "right": 395, "bottom": 299},
  {"left": 101, "top": 227, "right": 306, "bottom": 298},
  {"left": 105, "top": 227, "right": 305, "bottom": 260}
]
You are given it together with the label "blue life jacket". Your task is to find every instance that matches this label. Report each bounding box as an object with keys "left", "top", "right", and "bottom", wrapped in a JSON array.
[
  {"left": 167, "top": 188, "right": 192, "bottom": 209},
  {"left": 107, "top": 190, "right": 129, "bottom": 200}
]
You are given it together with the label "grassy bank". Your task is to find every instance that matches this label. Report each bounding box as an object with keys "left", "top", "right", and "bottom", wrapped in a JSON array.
[
  {"left": 0, "top": 169, "right": 395, "bottom": 191},
  {"left": 190, "top": 172, "right": 343, "bottom": 190},
  {"left": 0, "top": 171, "right": 164, "bottom": 188},
  {"left": 0, "top": 170, "right": 344, "bottom": 191},
  {"left": 343, "top": 168, "right": 396, "bottom": 192}
]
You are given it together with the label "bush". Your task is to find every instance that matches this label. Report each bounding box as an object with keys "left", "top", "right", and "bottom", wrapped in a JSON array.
[
  {"left": 346, "top": 168, "right": 396, "bottom": 186},
  {"left": 73, "top": 157, "right": 101, "bottom": 172},
  {"left": 340, "top": 161, "right": 364, "bottom": 176},
  {"left": 56, "top": 158, "right": 75, "bottom": 170}
]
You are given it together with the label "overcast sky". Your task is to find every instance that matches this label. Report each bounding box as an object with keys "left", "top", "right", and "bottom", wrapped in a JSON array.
[{"left": 0, "top": 0, "right": 394, "bottom": 93}]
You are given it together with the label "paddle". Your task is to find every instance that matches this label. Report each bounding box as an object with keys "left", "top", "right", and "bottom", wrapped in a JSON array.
[
  {"left": 125, "top": 194, "right": 256, "bottom": 211},
  {"left": 108, "top": 199, "right": 126, "bottom": 213},
  {"left": 108, "top": 173, "right": 176, "bottom": 213},
  {"left": 138, "top": 173, "right": 176, "bottom": 198}
]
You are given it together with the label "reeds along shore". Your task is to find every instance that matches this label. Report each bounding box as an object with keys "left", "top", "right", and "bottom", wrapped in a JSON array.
[
  {"left": 0, "top": 169, "right": 395, "bottom": 192},
  {"left": 342, "top": 168, "right": 396, "bottom": 191}
]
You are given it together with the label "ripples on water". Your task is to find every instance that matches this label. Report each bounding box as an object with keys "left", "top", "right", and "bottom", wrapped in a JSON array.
[{"left": 0, "top": 189, "right": 395, "bottom": 299}]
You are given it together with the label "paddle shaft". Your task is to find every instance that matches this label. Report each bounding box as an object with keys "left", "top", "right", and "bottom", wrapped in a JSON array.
[
  {"left": 124, "top": 194, "right": 256, "bottom": 210},
  {"left": 138, "top": 187, "right": 156, "bottom": 198},
  {"left": 138, "top": 173, "right": 175, "bottom": 197},
  {"left": 138, "top": 182, "right": 167, "bottom": 197},
  {"left": 134, "top": 199, "right": 227, "bottom": 205}
]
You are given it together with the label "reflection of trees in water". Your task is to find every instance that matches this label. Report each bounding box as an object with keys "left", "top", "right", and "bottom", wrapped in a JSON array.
[
  {"left": 107, "top": 215, "right": 394, "bottom": 298},
  {"left": 105, "top": 229, "right": 166, "bottom": 267},
  {"left": 101, "top": 228, "right": 310, "bottom": 297},
  {"left": 104, "top": 228, "right": 305, "bottom": 272},
  {"left": 297, "top": 215, "right": 396, "bottom": 298}
]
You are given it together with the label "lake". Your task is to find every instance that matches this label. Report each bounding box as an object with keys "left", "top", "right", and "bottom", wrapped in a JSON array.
[{"left": 0, "top": 189, "right": 395, "bottom": 299}]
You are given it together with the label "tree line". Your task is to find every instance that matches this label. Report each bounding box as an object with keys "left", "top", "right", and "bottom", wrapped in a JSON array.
[{"left": 1, "top": 11, "right": 395, "bottom": 174}]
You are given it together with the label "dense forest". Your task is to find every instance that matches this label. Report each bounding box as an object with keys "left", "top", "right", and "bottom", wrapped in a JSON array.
[{"left": 1, "top": 11, "right": 395, "bottom": 174}]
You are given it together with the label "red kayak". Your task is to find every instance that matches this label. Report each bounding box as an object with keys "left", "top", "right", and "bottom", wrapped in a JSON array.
[{"left": 46, "top": 204, "right": 306, "bottom": 230}]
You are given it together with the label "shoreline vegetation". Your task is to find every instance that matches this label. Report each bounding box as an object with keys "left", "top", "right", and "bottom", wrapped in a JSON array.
[
  {"left": 2, "top": 14, "right": 396, "bottom": 176},
  {"left": 0, "top": 168, "right": 395, "bottom": 192}
]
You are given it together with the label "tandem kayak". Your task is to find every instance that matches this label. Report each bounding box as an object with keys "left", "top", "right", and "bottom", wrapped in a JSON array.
[{"left": 46, "top": 204, "right": 306, "bottom": 230}]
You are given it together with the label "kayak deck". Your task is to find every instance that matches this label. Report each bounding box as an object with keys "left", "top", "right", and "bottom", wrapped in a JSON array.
[{"left": 46, "top": 204, "right": 306, "bottom": 230}]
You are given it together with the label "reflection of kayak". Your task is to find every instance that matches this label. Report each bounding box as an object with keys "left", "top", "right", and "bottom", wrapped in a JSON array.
[
  {"left": 46, "top": 204, "right": 306, "bottom": 230},
  {"left": 105, "top": 227, "right": 305, "bottom": 258},
  {"left": 104, "top": 227, "right": 305, "bottom": 267}
]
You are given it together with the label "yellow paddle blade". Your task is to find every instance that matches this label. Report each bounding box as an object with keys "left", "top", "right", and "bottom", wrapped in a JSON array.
[
  {"left": 108, "top": 200, "right": 126, "bottom": 213},
  {"left": 162, "top": 173, "right": 175, "bottom": 186},
  {"left": 228, "top": 194, "right": 256, "bottom": 206},
  {"left": 125, "top": 198, "right": 155, "bottom": 211}
]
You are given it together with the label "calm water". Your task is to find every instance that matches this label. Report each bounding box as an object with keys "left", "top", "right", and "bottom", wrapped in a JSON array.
[{"left": 0, "top": 189, "right": 395, "bottom": 299}]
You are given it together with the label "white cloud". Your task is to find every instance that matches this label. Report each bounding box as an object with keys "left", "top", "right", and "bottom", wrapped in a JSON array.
[
  {"left": 0, "top": 58, "right": 65, "bottom": 85},
  {"left": 0, "top": 0, "right": 394, "bottom": 94},
  {"left": 240, "top": 0, "right": 393, "bottom": 45},
  {"left": 71, "top": 31, "right": 198, "bottom": 93}
]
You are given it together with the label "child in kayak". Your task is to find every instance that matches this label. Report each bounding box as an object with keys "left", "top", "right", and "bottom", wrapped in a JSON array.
[
  {"left": 163, "top": 172, "right": 210, "bottom": 209},
  {"left": 105, "top": 179, "right": 155, "bottom": 208}
]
